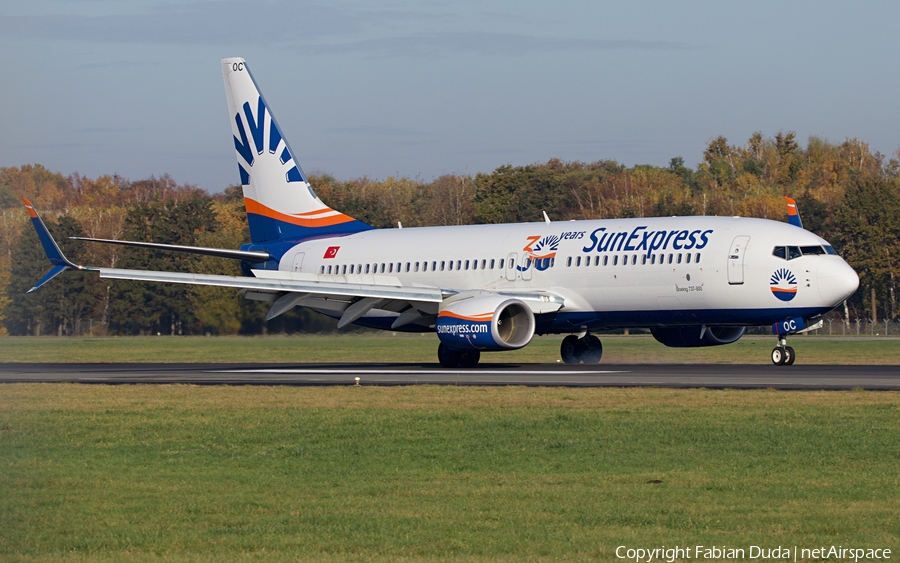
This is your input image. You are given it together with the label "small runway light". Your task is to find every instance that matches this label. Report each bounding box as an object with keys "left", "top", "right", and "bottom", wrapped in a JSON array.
[{"left": 355, "top": 377, "right": 360, "bottom": 386}]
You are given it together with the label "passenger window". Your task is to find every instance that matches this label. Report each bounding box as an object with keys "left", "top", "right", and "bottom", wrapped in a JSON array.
[
  {"left": 567, "top": 257, "right": 573, "bottom": 267},
  {"left": 458, "top": 260, "right": 463, "bottom": 270},
  {"left": 388, "top": 263, "right": 393, "bottom": 273},
  {"left": 432, "top": 261, "right": 437, "bottom": 271},
  {"left": 788, "top": 246, "right": 802, "bottom": 260},
  {"left": 441, "top": 261, "right": 445, "bottom": 271},
  {"left": 327, "top": 265, "right": 332, "bottom": 274},
  {"left": 342, "top": 265, "right": 347, "bottom": 275},
  {"left": 575, "top": 256, "right": 581, "bottom": 267},
  {"left": 631, "top": 255, "right": 637, "bottom": 265},
  {"left": 507, "top": 258, "right": 513, "bottom": 269},
  {"left": 677, "top": 254, "right": 682, "bottom": 264},
  {"left": 772, "top": 246, "right": 786, "bottom": 260},
  {"left": 613, "top": 256, "right": 618, "bottom": 266},
  {"left": 380, "top": 264, "right": 385, "bottom": 273},
  {"left": 695, "top": 253, "right": 701, "bottom": 263},
  {"left": 414, "top": 262, "right": 419, "bottom": 272},
  {"left": 800, "top": 245, "right": 826, "bottom": 255},
  {"left": 641, "top": 255, "right": 646, "bottom": 265},
  {"left": 405, "top": 262, "right": 410, "bottom": 272},
  {"left": 365, "top": 264, "right": 370, "bottom": 274},
  {"left": 622, "top": 255, "right": 627, "bottom": 266},
  {"left": 685, "top": 253, "right": 691, "bottom": 264},
  {"left": 490, "top": 259, "right": 495, "bottom": 269},
  {"left": 481, "top": 259, "right": 486, "bottom": 269},
  {"left": 668, "top": 254, "right": 673, "bottom": 264},
  {"left": 650, "top": 254, "right": 656, "bottom": 265},
  {"left": 448, "top": 261, "right": 453, "bottom": 271},
  {"left": 320, "top": 266, "right": 325, "bottom": 274},
  {"left": 603, "top": 256, "right": 609, "bottom": 266}
]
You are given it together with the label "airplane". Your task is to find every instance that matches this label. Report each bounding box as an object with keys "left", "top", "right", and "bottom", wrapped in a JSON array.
[{"left": 22, "top": 57, "right": 860, "bottom": 367}]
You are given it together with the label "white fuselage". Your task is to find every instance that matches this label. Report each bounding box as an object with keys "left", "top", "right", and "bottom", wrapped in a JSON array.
[{"left": 273, "top": 215, "right": 858, "bottom": 331}]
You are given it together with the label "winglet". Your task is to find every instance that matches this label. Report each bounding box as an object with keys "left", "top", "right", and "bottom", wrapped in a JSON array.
[
  {"left": 21, "top": 198, "right": 87, "bottom": 293},
  {"left": 784, "top": 196, "right": 803, "bottom": 228}
]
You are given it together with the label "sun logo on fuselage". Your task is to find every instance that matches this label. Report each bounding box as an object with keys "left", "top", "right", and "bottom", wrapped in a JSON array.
[
  {"left": 233, "top": 96, "right": 306, "bottom": 186},
  {"left": 770, "top": 268, "right": 798, "bottom": 302},
  {"left": 521, "top": 235, "right": 560, "bottom": 272}
]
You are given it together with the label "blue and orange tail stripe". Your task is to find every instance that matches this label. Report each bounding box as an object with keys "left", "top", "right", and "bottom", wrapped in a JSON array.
[{"left": 244, "top": 198, "right": 374, "bottom": 243}]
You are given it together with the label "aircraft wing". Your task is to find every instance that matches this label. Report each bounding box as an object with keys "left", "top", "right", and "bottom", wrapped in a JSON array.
[
  {"left": 22, "top": 199, "right": 563, "bottom": 327},
  {"left": 69, "top": 236, "right": 271, "bottom": 262}
]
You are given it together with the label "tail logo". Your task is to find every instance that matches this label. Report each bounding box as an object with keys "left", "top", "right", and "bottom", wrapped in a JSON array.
[
  {"left": 770, "top": 268, "right": 798, "bottom": 302},
  {"left": 233, "top": 96, "right": 305, "bottom": 186}
]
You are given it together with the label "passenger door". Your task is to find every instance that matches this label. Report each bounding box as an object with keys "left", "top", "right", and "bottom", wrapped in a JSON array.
[
  {"left": 727, "top": 236, "right": 750, "bottom": 284},
  {"left": 292, "top": 252, "right": 305, "bottom": 273}
]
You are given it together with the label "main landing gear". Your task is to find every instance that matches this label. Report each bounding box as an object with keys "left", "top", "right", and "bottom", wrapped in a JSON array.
[
  {"left": 560, "top": 334, "right": 603, "bottom": 364},
  {"left": 771, "top": 336, "right": 795, "bottom": 366},
  {"left": 437, "top": 343, "right": 481, "bottom": 368}
]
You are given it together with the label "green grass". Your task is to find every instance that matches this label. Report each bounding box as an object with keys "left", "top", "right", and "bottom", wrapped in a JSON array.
[
  {"left": 0, "top": 333, "right": 899, "bottom": 364},
  {"left": 1, "top": 385, "right": 898, "bottom": 562}
]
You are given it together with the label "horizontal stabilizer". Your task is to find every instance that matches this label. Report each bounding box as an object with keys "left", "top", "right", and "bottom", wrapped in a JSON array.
[{"left": 70, "top": 237, "right": 271, "bottom": 262}]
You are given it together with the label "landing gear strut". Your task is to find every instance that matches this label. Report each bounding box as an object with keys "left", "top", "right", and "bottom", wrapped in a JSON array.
[
  {"left": 437, "top": 343, "right": 480, "bottom": 368},
  {"left": 560, "top": 334, "right": 603, "bottom": 364},
  {"left": 771, "top": 336, "right": 795, "bottom": 366}
]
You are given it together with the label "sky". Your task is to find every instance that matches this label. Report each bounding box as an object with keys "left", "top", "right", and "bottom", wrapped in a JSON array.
[{"left": 1, "top": 1, "right": 898, "bottom": 193}]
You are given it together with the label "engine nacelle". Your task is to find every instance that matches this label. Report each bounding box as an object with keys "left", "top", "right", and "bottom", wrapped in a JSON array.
[
  {"left": 650, "top": 326, "right": 745, "bottom": 348},
  {"left": 436, "top": 295, "right": 535, "bottom": 351}
]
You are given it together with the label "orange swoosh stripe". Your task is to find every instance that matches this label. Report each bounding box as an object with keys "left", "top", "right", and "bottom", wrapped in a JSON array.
[
  {"left": 438, "top": 311, "right": 494, "bottom": 322},
  {"left": 244, "top": 198, "right": 355, "bottom": 228},
  {"left": 21, "top": 198, "right": 37, "bottom": 219},
  {"left": 771, "top": 287, "right": 797, "bottom": 294}
]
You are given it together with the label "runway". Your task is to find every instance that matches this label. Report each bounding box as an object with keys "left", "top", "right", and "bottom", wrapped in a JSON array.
[{"left": 1, "top": 362, "right": 900, "bottom": 389}]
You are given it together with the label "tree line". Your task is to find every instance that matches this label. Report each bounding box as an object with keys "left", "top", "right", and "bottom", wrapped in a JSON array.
[{"left": 1, "top": 131, "right": 898, "bottom": 336}]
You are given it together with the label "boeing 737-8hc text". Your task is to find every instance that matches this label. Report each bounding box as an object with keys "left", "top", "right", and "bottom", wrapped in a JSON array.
[{"left": 23, "top": 58, "right": 859, "bottom": 367}]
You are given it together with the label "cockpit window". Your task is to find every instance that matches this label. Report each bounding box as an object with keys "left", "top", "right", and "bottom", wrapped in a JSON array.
[
  {"left": 824, "top": 245, "right": 837, "bottom": 255},
  {"left": 772, "top": 246, "right": 786, "bottom": 260},
  {"left": 800, "top": 245, "right": 826, "bottom": 255},
  {"left": 787, "top": 246, "right": 802, "bottom": 260}
]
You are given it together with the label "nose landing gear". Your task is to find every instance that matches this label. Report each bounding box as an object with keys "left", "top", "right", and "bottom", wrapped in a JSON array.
[
  {"left": 560, "top": 334, "right": 603, "bottom": 364},
  {"left": 771, "top": 336, "right": 796, "bottom": 366}
]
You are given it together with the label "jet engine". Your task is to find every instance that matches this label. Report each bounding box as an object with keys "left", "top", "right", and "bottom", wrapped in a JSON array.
[
  {"left": 650, "top": 326, "right": 745, "bottom": 348},
  {"left": 435, "top": 295, "right": 535, "bottom": 351}
]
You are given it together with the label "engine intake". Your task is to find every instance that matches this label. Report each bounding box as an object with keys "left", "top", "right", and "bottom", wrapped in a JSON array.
[
  {"left": 436, "top": 296, "right": 535, "bottom": 351},
  {"left": 651, "top": 326, "right": 745, "bottom": 348}
]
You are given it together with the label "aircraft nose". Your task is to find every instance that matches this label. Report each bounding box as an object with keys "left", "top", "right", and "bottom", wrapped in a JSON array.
[{"left": 817, "top": 258, "right": 859, "bottom": 305}]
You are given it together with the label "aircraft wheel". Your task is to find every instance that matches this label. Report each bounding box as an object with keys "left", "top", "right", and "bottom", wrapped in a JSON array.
[
  {"left": 561, "top": 335, "right": 584, "bottom": 364},
  {"left": 460, "top": 350, "right": 481, "bottom": 368},
  {"left": 784, "top": 346, "right": 796, "bottom": 366},
  {"left": 438, "top": 344, "right": 480, "bottom": 368},
  {"left": 438, "top": 343, "right": 461, "bottom": 368},
  {"left": 582, "top": 335, "right": 603, "bottom": 364},
  {"left": 771, "top": 347, "right": 786, "bottom": 366}
]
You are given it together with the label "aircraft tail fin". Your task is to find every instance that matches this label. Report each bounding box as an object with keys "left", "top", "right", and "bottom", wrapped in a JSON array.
[
  {"left": 21, "top": 199, "right": 91, "bottom": 293},
  {"left": 784, "top": 196, "right": 803, "bottom": 228},
  {"left": 221, "top": 58, "right": 373, "bottom": 244}
]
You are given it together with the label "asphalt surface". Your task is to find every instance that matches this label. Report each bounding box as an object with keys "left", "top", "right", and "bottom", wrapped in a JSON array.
[{"left": 1, "top": 362, "right": 900, "bottom": 389}]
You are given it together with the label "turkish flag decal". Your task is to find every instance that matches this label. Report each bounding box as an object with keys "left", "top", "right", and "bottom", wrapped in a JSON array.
[{"left": 323, "top": 246, "right": 340, "bottom": 259}]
